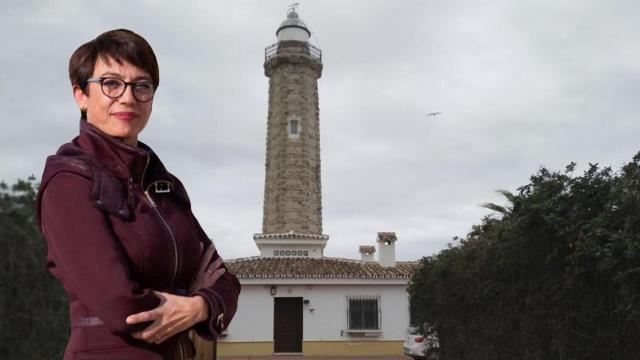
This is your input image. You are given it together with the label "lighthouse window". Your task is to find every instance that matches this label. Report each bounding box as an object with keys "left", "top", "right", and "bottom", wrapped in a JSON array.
[{"left": 288, "top": 119, "right": 299, "bottom": 137}]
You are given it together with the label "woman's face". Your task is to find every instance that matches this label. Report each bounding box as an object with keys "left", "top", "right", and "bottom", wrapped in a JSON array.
[{"left": 73, "top": 57, "right": 153, "bottom": 147}]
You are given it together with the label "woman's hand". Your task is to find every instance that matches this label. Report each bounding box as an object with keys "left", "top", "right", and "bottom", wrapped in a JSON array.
[{"left": 126, "top": 291, "right": 209, "bottom": 344}]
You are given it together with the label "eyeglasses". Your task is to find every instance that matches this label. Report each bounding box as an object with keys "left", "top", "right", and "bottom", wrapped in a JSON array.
[{"left": 86, "top": 77, "right": 156, "bottom": 102}]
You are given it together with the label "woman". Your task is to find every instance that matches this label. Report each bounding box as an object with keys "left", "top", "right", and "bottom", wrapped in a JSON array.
[{"left": 35, "top": 29, "right": 240, "bottom": 360}]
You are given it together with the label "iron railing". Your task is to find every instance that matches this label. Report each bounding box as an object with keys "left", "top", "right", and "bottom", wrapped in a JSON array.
[
  {"left": 346, "top": 294, "right": 381, "bottom": 330},
  {"left": 265, "top": 41, "right": 322, "bottom": 62}
]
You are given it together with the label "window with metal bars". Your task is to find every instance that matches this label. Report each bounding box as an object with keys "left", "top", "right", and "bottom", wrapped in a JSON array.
[{"left": 347, "top": 295, "right": 380, "bottom": 330}]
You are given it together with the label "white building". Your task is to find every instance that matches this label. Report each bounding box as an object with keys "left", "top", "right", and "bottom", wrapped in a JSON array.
[{"left": 218, "top": 8, "right": 418, "bottom": 357}]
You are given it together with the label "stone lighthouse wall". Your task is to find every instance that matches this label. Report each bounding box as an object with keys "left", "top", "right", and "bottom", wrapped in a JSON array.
[{"left": 263, "top": 55, "right": 323, "bottom": 235}]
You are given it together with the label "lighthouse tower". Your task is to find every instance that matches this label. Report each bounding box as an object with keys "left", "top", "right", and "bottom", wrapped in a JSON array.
[{"left": 254, "top": 7, "right": 328, "bottom": 258}]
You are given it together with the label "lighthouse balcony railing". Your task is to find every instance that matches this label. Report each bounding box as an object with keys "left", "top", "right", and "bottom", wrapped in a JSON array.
[{"left": 265, "top": 41, "right": 322, "bottom": 62}]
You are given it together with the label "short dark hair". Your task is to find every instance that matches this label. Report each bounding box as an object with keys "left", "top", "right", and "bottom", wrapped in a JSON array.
[{"left": 69, "top": 29, "right": 159, "bottom": 119}]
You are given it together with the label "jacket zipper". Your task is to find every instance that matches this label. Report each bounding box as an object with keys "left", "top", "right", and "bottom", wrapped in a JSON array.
[
  {"left": 140, "top": 156, "right": 179, "bottom": 289},
  {"left": 145, "top": 190, "right": 183, "bottom": 359},
  {"left": 141, "top": 157, "right": 183, "bottom": 359},
  {"left": 144, "top": 189, "right": 179, "bottom": 289}
]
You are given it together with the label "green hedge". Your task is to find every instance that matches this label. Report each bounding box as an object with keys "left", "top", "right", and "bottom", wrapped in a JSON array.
[
  {"left": 0, "top": 179, "right": 68, "bottom": 360},
  {"left": 409, "top": 154, "right": 640, "bottom": 360}
]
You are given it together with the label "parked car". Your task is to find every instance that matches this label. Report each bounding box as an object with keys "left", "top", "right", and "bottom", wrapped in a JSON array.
[{"left": 403, "top": 324, "right": 440, "bottom": 360}]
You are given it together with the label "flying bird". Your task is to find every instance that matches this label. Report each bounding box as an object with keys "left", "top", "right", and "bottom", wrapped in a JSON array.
[{"left": 426, "top": 112, "right": 442, "bottom": 117}]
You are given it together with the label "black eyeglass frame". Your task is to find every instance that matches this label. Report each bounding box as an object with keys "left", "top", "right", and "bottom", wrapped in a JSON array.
[{"left": 85, "top": 77, "right": 156, "bottom": 102}]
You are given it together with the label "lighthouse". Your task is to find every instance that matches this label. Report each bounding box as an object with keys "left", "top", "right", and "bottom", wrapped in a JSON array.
[
  {"left": 254, "top": 6, "right": 328, "bottom": 258},
  {"left": 220, "top": 8, "right": 416, "bottom": 357}
]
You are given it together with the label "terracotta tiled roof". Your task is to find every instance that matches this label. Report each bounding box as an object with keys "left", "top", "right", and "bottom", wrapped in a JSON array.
[
  {"left": 358, "top": 245, "right": 376, "bottom": 254},
  {"left": 226, "top": 256, "right": 419, "bottom": 279},
  {"left": 377, "top": 232, "right": 397, "bottom": 243}
]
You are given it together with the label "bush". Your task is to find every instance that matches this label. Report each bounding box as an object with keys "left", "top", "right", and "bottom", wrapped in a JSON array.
[
  {"left": 409, "top": 154, "right": 640, "bottom": 360},
  {"left": 0, "top": 178, "right": 68, "bottom": 360}
]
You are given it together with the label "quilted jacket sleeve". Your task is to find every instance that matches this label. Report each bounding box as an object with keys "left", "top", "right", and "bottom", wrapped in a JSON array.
[{"left": 40, "top": 172, "right": 161, "bottom": 336}]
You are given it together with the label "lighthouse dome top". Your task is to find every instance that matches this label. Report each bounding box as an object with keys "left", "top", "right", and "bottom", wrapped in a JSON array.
[{"left": 276, "top": 10, "right": 311, "bottom": 42}]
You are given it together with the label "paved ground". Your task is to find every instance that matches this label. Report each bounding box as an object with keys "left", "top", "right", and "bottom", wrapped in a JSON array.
[{"left": 219, "top": 356, "right": 408, "bottom": 360}]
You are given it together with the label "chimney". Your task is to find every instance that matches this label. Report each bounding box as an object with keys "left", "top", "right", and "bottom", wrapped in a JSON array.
[
  {"left": 376, "top": 232, "right": 397, "bottom": 267},
  {"left": 359, "top": 245, "right": 376, "bottom": 262}
]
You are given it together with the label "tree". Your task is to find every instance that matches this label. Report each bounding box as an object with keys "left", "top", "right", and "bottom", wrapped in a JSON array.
[
  {"left": 0, "top": 178, "right": 68, "bottom": 360},
  {"left": 408, "top": 154, "right": 640, "bottom": 360}
]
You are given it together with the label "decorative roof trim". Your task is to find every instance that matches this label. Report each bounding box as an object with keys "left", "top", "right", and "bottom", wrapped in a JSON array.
[
  {"left": 254, "top": 232, "right": 329, "bottom": 240},
  {"left": 225, "top": 256, "right": 419, "bottom": 280}
]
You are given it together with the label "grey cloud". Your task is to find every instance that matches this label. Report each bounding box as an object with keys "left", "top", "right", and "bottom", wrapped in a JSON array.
[{"left": 2, "top": 0, "right": 639, "bottom": 261}]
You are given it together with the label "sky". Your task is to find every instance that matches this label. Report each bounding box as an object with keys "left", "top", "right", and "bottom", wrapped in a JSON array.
[{"left": 1, "top": 0, "right": 639, "bottom": 261}]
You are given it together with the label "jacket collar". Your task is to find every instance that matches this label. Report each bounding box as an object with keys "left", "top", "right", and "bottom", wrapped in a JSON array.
[{"left": 75, "top": 119, "right": 151, "bottom": 186}]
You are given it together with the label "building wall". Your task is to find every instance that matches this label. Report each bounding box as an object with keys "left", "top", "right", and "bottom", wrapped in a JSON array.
[
  {"left": 223, "top": 284, "right": 274, "bottom": 342},
  {"left": 219, "top": 283, "right": 410, "bottom": 355}
]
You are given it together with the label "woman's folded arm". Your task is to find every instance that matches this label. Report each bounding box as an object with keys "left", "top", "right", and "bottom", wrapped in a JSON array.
[{"left": 187, "top": 212, "right": 241, "bottom": 340}]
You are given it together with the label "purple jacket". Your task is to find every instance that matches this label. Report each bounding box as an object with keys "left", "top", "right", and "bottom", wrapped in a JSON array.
[{"left": 35, "top": 120, "right": 240, "bottom": 360}]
